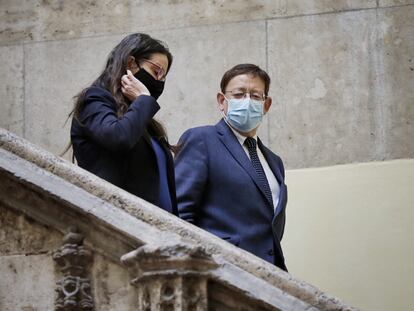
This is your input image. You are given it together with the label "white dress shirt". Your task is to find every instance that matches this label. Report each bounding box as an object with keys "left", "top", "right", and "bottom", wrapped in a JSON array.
[{"left": 228, "top": 125, "right": 280, "bottom": 210}]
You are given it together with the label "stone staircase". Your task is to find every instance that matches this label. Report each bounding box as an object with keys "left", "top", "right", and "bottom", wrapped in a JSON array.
[{"left": 0, "top": 128, "right": 358, "bottom": 311}]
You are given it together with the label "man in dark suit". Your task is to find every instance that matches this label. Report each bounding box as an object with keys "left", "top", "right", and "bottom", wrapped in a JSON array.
[{"left": 175, "top": 64, "right": 288, "bottom": 270}]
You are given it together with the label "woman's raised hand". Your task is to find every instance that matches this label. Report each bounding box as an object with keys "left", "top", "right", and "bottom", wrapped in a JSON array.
[{"left": 121, "top": 70, "right": 151, "bottom": 101}]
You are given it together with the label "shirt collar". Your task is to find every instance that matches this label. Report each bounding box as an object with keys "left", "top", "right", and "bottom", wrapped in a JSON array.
[{"left": 224, "top": 120, "right": 258, "bottom": 145}]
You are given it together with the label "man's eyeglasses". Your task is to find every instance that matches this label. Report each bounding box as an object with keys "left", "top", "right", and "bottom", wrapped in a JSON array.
[
  {"left": 141, "top": 59, "right": 167, "bottom": 81},
  {"left": 225, "top": 89, "right": 267, "bottom": 101}
]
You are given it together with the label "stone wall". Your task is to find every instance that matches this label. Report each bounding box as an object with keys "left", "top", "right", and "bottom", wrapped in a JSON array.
[
  {"left": 0, "top": 206, "right": 137, "bottom": 311},
  {"left": 0, "top": 0, "right": 413, "bottom": 168},
  {"left": 0, "top": 206, "right": 59, "bottom": 310}
]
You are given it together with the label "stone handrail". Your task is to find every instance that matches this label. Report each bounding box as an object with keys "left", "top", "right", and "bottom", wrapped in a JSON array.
[{"left": 0, "top": 128, "right": 358, "bottom": 310}]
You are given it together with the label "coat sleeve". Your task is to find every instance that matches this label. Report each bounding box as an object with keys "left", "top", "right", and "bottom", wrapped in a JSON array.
[
  {"left": 174, "top": 129, "right": 208, "bottom": 223},
  {"left": 78, "top": 90, "right": 159, "bottom": 152}
]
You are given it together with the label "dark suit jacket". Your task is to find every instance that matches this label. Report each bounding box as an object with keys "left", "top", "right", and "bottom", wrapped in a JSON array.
[
  {"left": 71, "top": 86, "right": 178, "bottom": 215},
  {"left": 175, "top": 119, "right": 287, "bottom": 270}
]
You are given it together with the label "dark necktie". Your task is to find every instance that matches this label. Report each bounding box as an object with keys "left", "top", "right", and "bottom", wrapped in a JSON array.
[{"left": 244, "top": 137, "right": 274, "bottom": 209}]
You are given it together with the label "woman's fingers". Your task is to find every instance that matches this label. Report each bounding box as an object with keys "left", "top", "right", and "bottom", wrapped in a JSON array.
[
  {"left": 121, "top": 76, "right": 134, "bottom": 92},
  {"left": 121, "top": 70, "right": 150, "bottom": 99},
  {"left": 127, "top": 70, "right": 134, "bottom": 79}
]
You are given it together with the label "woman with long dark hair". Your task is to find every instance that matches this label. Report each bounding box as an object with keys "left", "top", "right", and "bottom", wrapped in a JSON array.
[{"left": 70, "top": 33, "right": 178, "bottom": 215}]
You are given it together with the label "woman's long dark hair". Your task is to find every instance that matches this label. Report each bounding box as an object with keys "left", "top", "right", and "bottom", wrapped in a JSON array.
[{"left": 64, "top": 33, "right": 175, "bottom": 156}]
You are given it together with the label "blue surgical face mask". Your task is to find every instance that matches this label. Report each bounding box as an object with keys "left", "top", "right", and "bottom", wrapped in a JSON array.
[{"left": 223, "top": 96, "right": 264, "bottom": 132}]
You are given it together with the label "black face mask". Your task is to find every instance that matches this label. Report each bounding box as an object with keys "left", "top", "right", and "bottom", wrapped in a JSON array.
[{"left": 134, "top": 68, "right": 165, "bottom": 100}]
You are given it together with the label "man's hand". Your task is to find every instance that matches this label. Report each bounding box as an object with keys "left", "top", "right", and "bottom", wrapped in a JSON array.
[{"left": 121, "top": 70, "right": 150, "bottom": 101}]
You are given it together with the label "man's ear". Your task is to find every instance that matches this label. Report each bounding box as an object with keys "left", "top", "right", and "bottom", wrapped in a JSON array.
[
  {"left": 264, "top": 96, "right": 272, "bottom": 114},
  {"left": 217, "top": 92, "right": 227, "bottom": 112},
  {"left": 127, "top": 56, "right": 139, "bottom": 73}
]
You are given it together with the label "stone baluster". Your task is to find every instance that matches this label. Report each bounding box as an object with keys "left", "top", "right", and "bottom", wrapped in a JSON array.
[
  {"left": 53, "top": 227, "right": 94, "bottom": 311},
  {"left": 122, "top": 242, "right": 218, "bottom": 311}
]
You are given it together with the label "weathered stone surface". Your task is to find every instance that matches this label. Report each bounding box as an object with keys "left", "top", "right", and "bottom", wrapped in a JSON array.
[
  {"left": 377, "top": 6, "right": 414, "bottom": 159},
  {"left": 0, "top": 45, "right": 24, "bottom": 137},
  {"left": 153, "top": 21, "right": 268, "bottom": 144},
  {"left": 267, "top": 6, "right": 414, "bottom": 168},
  {"left": 379, "top": 0, "right": 414, "bottom": 6},
  {"left": 285, "top": 0, "right": 376, "bottom": 16},
  {"left": 0, "top": 147, "right": 158, "bottom": 261},
  {"left": 123, "top": 243, "right": 214, "bottom": 311},
  {"left": 209, "top": 282, "right": 278, "bottom": 311},
  {"left": 0, "top": 1, "right": 377, "bottom": 45},
  {"left": 91, "top": 254, "right": 138, "bottom": 311},
  {"left": 0, "top": 203, "right": 62, "bottom": 255},
  {"left": 268, "top": 10, "right": 380, "bottom": 168},
  {"left": 53, "top": 228, "right": 94, "bottom": 310},
  {"left": 24, "top": 34, "right": 123, "bottom": 155},
  {"left": 0, "top": 159, "right": 141, "bottom": 311},
  {"left": 0, "top": 254, "right": 55, "bottom": 311}
]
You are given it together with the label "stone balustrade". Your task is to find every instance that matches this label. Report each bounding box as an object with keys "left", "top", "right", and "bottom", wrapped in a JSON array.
[{"left": 0, "top": 128, "right": 358, "bottom": 311}]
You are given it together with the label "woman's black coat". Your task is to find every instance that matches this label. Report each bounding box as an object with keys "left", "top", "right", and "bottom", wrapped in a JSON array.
[{"left": 71, "top": 86, "right": 178, "bottom": 215}]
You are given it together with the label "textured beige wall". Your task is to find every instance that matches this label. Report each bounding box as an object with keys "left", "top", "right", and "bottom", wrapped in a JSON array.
[
  {"left": 283, "top": 159, "right": 414, "bottom": 311},
  {"left": 0, "top": 1, "right": 413, "bottom": 168},
  {"left": 0, "top": 206, "right": 138, "bottom": 311}
]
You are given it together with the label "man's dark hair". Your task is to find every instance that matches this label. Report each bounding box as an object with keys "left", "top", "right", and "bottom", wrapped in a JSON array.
[{"left": 220, "top": 64, "right": 271, "bottom": 96}]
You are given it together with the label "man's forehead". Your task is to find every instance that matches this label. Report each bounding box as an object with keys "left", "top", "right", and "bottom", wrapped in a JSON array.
[{"left": 227, "top": 74, "right": 265, "bottom": 89}]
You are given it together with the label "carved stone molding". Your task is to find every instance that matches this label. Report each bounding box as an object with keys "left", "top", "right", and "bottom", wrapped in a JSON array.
[
  {"left": 122, "top": 243, "right": 218, "bottom": 311},
  {"left": 53, "top": 227, "right": 94, "bottom": 310}
]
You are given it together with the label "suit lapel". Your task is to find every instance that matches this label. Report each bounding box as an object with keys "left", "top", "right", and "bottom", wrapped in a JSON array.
[
  {"left": 257, "top": 139, "right": 283, "bottom": 185},
  {"left": 258, "top": 139, "right": 287, "bottom": 217},
  {"left": 216, "top": 119, "right": 273, "bottom": 208}
]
